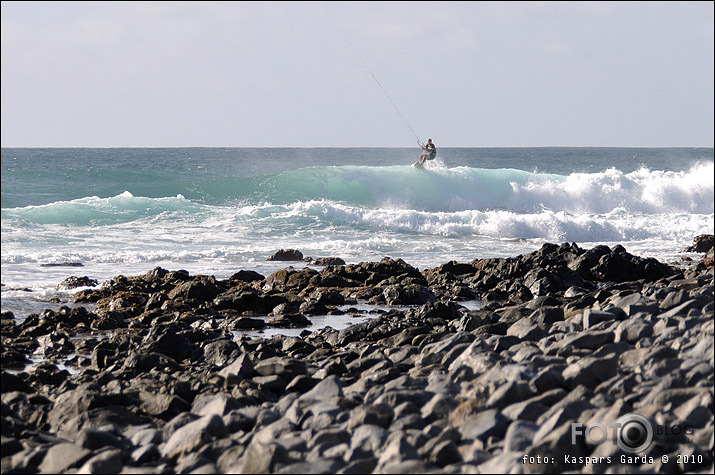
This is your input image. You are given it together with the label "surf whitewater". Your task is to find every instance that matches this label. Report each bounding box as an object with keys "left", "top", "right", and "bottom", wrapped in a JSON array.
[
  {"left": 2, "top": 161, "right": 712, "bottom": 235},
  {"left": 1, "top": 147, "right": 713, "bottom": 317}
]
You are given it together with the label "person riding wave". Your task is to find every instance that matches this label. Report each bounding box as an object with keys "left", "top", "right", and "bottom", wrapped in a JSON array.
[{"left": 419, "top": 139, "right": 436, "bottom": 165}]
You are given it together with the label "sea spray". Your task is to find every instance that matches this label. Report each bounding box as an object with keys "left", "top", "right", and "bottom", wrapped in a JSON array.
[
  {"left": 4, "top": 162, "right": 713, "bottom": 218},
  {"left": 2, "top": 148, "right": 712, "bottom": 318}
]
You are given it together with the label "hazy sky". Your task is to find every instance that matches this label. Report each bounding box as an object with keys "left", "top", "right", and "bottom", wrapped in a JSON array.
[{"left": 1, "top": 1, "right": 713, "bottom": 147}]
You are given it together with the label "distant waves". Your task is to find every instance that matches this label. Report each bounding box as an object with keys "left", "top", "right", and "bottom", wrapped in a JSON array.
[
  {"left": 1, "top": 162, "right": 712, "bottom": 272},
  {"left": 3, "top": 162, "right": 714, "bottom": 217}
]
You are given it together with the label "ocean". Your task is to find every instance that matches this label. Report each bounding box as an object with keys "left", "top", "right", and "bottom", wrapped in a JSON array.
[{"left": 1, "top": 147, "right": 713, "bottom": 320}]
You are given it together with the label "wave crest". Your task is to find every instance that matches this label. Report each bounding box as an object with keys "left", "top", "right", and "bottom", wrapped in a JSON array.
[
  {"left": 5, "top": 162, "right": 712, "bottom": 218},
  {"left": 1, "top": 192, "right": 200, "bottom": 225}
]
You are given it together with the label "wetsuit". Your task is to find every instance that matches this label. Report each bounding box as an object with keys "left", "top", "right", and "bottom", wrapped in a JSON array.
[{"left": 425, "top": 142, "right": 436, "bottom": 160}]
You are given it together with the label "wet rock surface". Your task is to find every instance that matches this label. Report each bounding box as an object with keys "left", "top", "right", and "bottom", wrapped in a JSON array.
[{"left": 1, "top": 243, "right": 713, "bottom": 474}]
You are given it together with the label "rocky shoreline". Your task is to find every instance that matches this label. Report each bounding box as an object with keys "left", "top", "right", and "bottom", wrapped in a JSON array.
[{"left": 1, "top": 240, "right": 713, "bottom": 474}]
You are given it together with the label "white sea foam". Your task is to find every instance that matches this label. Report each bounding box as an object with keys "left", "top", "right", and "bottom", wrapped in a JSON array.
[
  {"left": 510, "top": 163, "right": 714, "bottom": 214},
  {"left": 3, "top": 162, "right": 712, "bottom": 219},
  {"left": 2, "top": 198, "right": 711, "bottom": 265},
  {"left": 3, "top": 161, "right": 713, "bottom": 318}
]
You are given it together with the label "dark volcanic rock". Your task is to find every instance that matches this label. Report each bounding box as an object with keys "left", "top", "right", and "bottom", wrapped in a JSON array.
[
  {"left": 684, "top": 234, "right": 714, "bottom": 253},
  {"left": 56, "top": 275, "right": 99, "bottom": 290},
  {"left": 268, "top": 249, "right": 305, "bottom": 261},
  {"left": 310, "top": 257, "right": 346, "bottom": 266},
  {"left": 167, "top": 275, "right": 220, "bottom": 302},
  {"left": 141, "top": 323, "right": 200, "bottom": 362},
  {"left": 40, "top": 262, "right": 84, "bottom": 267},
  {"left": 3, "top": 242, "right": 712, "bottom": 475},
  {"left": 229, "top": 269, "right": 265, "bottom": 282}
]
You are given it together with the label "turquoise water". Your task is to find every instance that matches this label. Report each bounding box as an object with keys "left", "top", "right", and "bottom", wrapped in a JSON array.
[
  {"left": 2, "top": 147, "right": 709, "bottom": 208},
  {"left": 2, "top": 147, "right": 713, "bottom": 318}
]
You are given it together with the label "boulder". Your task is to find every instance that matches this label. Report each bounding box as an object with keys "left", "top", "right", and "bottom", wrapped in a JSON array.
[{"left": 268, "top": 249, "right": 304, "bottom": 261}]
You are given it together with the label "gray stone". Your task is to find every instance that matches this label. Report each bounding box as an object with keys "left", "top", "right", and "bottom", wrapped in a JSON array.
[
  {"left": 372, "top": 389, "right": 434, "bottom": 409},
  {"left": 76, "top": 448, "right": 123, "bottom": 474},
  {"left": 639, "top": 387, "right": 713, "bottom": 409},
  {"left": 590, "top": 341, "right": 633, "bottom": 359},
  {"left": 131, "top": 444, "right": 159, "bottom": 464},
  {"left": 425, "top": 439, "right": 462, "bottom": 467},
  {"left": 458, "top": 409, "right": 509, "bottom": 441},
  {"left": 239, "top": 440, "right": 291, "bottom": 474},
  {"left": 504, "top": 420, "right": 539, "bottom": 452},
  {"left": 161, "top": 414, "right": 227, "bottom": 461},
  {"left": 413, "top": 350, "right": 442, "bottom": 367},
  {"left": 285, "top": 374, "right": 318, "bottom": 393},
  {"left": 375, "top": 432, "right": 419, "bottom": 470},
  {"left": 338, "top": 458, "right": 378, "bottom": 474},
  {"left": 683, "top": 336, "right": 713, "bottom": 361},
  {"left": 675, "top": 393, "right": 715, "bottom": 428},
  {"left": 421, "top": 331, "right": 475, "bottom": 357},
  {"left": 38, "top": 443, "right": 91, "bottom": 474},
  {"left": 252, "top": 416, "right": 295, "bottom": 444},
  {"left": 476, "top": 363, "right": 536, "bottom": 388},
  {"left": 609, "top": 291, "right": 646, "bottom": 308},
  {"left": 130, "top": 428, "right": 163, "bottom": 447},
  {"left": 447, "top": 339, "right": 497, "bottom": 378},
  {"left": 614, "top": 319, "right": 653, "bottom": 343},
  {"left": 535, "top": 387, "right": 594, "bottom": 429},
  {"left": 174, "top": 454, "right": 217, "bottom": 474},
  {"left": 218, "top": 354, "right": 254, "bottom": 385},
  {"left": 622, "top": 302, "right": 661, "bottom": 317},
  {"left": 382, "top": 284, "right": 435, "bottom": 305},
  {"left": 377, "top": 460, "right": 431, "bottom": 474},
  {"left": 562, "top": 355, "right": 618, "bottom": 389},
  {"left": 1, "top": 437, "right": 22, "bottom": 459},
  {"left": 75, "top": 428, "right": 125, "bottom": 451},
  {"left": 192, "top": 393, "right": 240, "bottom": 417},
  {"left": 660, "top": 290, "right": 691, "bottom": 310},
  {"left": 559, "top": 330, "right": 614, "bottom": 350},
  {"left": 299, "top": 375, "right": 343, "bottom": 402},
  {"left": 421, "top": 392, "right": 459, "bottom": 424},
  {"left": 658, "top": 299, "right": 702, "bottom": 319},
  {"left": 390, "top": 413, "right": 427, "bottom": 432},
  {"left": 308, "top": 428, "right": 352, "bottom": 451},
  {"left": 277, "top": 459, "right": 343, "bottom": 474},
  {"left": 275, "top": 433, "right": 308, "bottom": 453},
  {"left": 507, "top": 317, "right": 547, "bottom": 341},
  {"left": 9, "top": 446, "right": 49, "bottom": 473},
  {"left": 525, "top": 422, "right": 589, "bottom": 474},
  {"left": 529, "top": 367, "right": 565, "bottom": 393},
  {"left": 203, "top": 339, "right": 240, "bottom": 367},
  {"left": 348, "top": 404, "right": 393, "bottom": 429},
  {"left": 216, "top": 445, "right": 246, "bottom": 473},
  {"left": 530, "top": 306, "right": 564, "bottom": 327},
  {"left": 493, "top": 335, "right": 524, "bottom": 353},
  {"left": 138, "top": 390, "right": 191, "bottom": 420},
  {"left": 350, "top": 424, "right": 387, "bottom": 452},
  {"left": 254, "top": 356, "right": 307, "bottom": 380},
  {"left": 486, "top": 381, "right": 534, "bottom": 410},
  {"left": 346, "top": 356, "right": 386, "bottom": 375},
  {"left": 502, "top": 388, "right": 566, "bottom": 422},
  {"left": 510, "top": 343, "right": 542, "bottom": 362},
  {"left": 476, "top": 452, "right": 525, "bottom": 474},
  {"left": 393, "top": 401, "right": 420, "bottom": 419},
  {"left": 582, "top": 308, "right": 619, "bottom": 330},
  {"left": 502, "top": 399, "right": 547, "bottom": 422}
]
